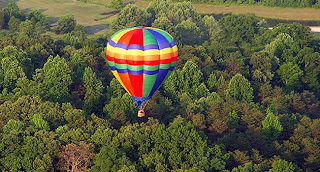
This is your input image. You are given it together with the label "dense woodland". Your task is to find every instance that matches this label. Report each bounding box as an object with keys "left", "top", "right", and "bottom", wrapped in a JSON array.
[{"left": 0, "top": 1, "right": 320, "bottom": 171}]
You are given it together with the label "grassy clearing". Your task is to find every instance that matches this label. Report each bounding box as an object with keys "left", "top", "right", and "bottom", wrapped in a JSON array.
[
  {"left": 194, "top": 4, "right": 320, "bottom": 21},
  {"left": 77, "top": 0, "right": 149, "bottom": 8},
  {"left": 314, "top": 32, "right": 320, "bottom": 38},
  {"left": 14, "top": 0, "right": 116, "bottom": 27}
]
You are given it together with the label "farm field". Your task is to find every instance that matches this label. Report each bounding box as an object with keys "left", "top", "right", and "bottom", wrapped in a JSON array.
[
  {"left": 1, "top": 0, "right": 116, "bottom": 27},
  {"left": 194, "top": 4, "right": 320, "bottom": 21}
]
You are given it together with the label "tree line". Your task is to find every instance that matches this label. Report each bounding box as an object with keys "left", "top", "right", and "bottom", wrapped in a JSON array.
[
  {"left": 176, "top": 0, "right": 320, "bottom": 8},
  {"left": 0, "top": 1, "right": 319, "bottom": 171}
]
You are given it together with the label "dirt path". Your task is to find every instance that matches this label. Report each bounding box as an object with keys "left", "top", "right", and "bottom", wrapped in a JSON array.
[{"left": 309, "top": 26, "right": 320, "bottom": 32}]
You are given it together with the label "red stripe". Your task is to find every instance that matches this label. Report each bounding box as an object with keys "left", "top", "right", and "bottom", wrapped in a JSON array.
[
  {"left": 117, "top": 30, "right": 137, "bottom": 45},
  {"left": 107, "top": 55, "right": 178, "bottom": 65},
  {"left": 128, "top": 29, "right": 143, "bottom": 46},
  {"left": 128, "top": 74, "right": 143, "bottom": 97}
]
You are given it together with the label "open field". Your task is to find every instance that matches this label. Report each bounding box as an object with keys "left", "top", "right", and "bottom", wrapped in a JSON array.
[
  {"left": 194, "top": 4, "right": 320, "bottom": 21},
  {"left": 83, "top": 0, "right": 149, "bottom": 8},
  {"left": 2, "top": 0, "right": 116, "bottom": 27}
]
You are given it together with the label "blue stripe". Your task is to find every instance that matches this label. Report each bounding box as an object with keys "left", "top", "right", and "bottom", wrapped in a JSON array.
[
  {"left": 110, "top": 66, "right": 117, "bottom": 70},
  {"left": 115, "top": 43, "right": 128, "bottom": 49},
  {"left": 145, "top": 29, "right": 171, "bottom": 50},
  {"left": 144, "top": 44, "right": 159, "bottom": 50},
  {"left": 170, "top": 40, "right": 176, "bottom": 47},
  {"left": 128, "top": 44, "right": 143, "bottom": 50},
  {"left": 108, "top": 39, "right": 116, "bottom": 46}
]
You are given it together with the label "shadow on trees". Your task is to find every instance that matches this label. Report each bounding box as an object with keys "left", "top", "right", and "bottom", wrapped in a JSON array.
[{"left": 0, "top": 0, "right": 19, "bottom": 8}]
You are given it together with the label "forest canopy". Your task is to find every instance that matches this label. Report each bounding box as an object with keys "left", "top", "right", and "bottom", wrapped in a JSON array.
[{"left": 0, "top": 1, "right": 319, "bottom": 171}]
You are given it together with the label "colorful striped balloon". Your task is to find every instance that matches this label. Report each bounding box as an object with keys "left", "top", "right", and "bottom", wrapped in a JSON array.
[{"left": 106, "top": 26, "right": 178, "bottom": 115}]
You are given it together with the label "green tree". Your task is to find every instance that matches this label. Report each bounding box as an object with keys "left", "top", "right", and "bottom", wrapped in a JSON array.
[
  {"left": 226, "top": 73, "right": 253, "bottom": 102},
  {"left": 207, "top": 73, "right": 217, "bottom": 92},
  {"left": 218, "top": 14, "right": 259, "bottom": 45},
  {"left": 19, "top": 20, "right": 36, "bottom": 36},
  {"left": 0, "top": 9, "right": 5, "bottom": 29},
  {"left": 83, "top": 67, "right": 104, "bottom": 115},
  {"left": 175, "top": 18, "right": 200, "bottom": 45},
  {"left": 249, "top": 51, "right": 274, "bottom": 83},
  {"left": 0, "top": 119, "right": 60, "bottom": 171},
  {"left": 301, "top": 52, "right": 320, "bottom": 94},
  {"left": 201, "top": 15, "right": 220, "bottom": 41},
  {"left": 106, "top": 78, "right": 125, "bottom": 99},
  {"left": 217, "top": 75, "right": 227, "bottom": 98},
  {"left": 181, "top": 61, "right": 203, "bottom": 95},
  {"left": 228, "top": 110, "right": 240, "bottom": 128},
  {"left": 110, "top": 4, "right": 151, "bottom": 30},
  {"left": 103, "top": 93, "right": 136, "bottom": 126},
  {"left": 0, "top": 96, "right": 65, "bottom": 130},
  {"left": 0, "top": 120, "right": 25, "bottom": 171},
  {"left": 28, "top": 10, "right": 49, "bottom": 30},
  {"left": 91, "top": 146, "right": 132, "bottom": 172},
  {"left": 195, "top": 82, "right": 210, "bottom": 99},
  {"left": 264, "top": 33, "right": 294, "bottom": 62},
  {"left": 152, "top": 14, "right": 175, "bottom": 36},
  {"left": 0, "top": 48, "right": 26, "bottom": 92},
  {"left": 269, "top": 159, "right": 302, "bottom": 172},
  {"left": 166, "top": 1, "right": 199, "bottom": 25},
  {"left": 56, "top": 15, "right": 77, "bottom": 34},
  {"left": 262, "top": 106, "right": 283, "bottom": 142},
  {"left": 163, "top": 60, "right": 203, "bottom": 100},
  {"left": 277, "top": 62, "right": 303, "bottom": 89},
  {"left": 8, "top": 16, "right": 20, "bottom": 31},
  {"left": 232, "top": 162, "right": 255, "bottom": 172},
  {"left": 110, "top": 0, "right": 124, "bottom": 10},
  {"left": 30, "top": 114, "right": 50, "bottom": 131},
  {"left": 4, "top": 3, "right": 25, "bottom": 23},
  {"left": 33, "top": 55, "right": 72, "bottom": 103}
]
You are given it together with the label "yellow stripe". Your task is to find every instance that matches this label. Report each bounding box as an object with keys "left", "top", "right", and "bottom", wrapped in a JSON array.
[
  {"left": 172, "top": 45, "right": 178, "bottom": 52},
  {"left": 108, "top": 50, "right": 178, "bottom": 61},
  {"left": 111, "top": 71, "right": 129, "bottom": 93},
  {"left": 111, "top": 28, "right": 137, "bottom": 43},
  {"left": 107, "top": 46, "right": 176, "bottom": 56},
  {"left": 106, "top": 44, "right": 114, "bottom": 57}
]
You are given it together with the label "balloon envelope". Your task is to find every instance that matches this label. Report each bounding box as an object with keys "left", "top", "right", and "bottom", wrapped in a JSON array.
[{"left": 106, "top": 26, "right": 178, "bottom": 108}]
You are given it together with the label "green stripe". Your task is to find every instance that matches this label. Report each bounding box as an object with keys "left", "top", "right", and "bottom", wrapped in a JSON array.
[
  {"left": 159, "top": 63, "right": 171, "bottom": 69},
  {"left": 108, "top": 61, "right": 115, "bottom": 66},
  {"left": 143, "top": 74, "right": 158, "bottom": 97},
  {"left": 129, "top": 65, "right": 159, "bottom": 71},
  {"left": 143, "top": 29, "right": 158, "bottom": 46}
]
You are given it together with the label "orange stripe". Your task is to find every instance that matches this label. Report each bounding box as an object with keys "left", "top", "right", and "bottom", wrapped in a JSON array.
[{"left": 117, "top": 73, "right": 135, "bottom": 96}]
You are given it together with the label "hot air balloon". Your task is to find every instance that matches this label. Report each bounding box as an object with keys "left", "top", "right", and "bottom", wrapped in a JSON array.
[{"left": 106, "top": 26, "right": 178, "bottom": 117}]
